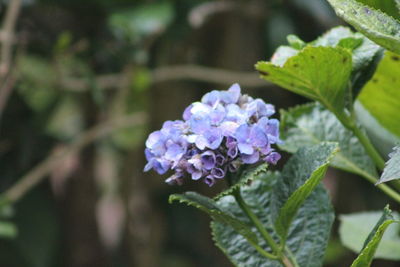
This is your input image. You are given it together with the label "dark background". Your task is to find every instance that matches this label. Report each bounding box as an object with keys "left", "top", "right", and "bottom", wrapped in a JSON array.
[{"left": 0, "top": 0, "right": 398, "bottom": 266}]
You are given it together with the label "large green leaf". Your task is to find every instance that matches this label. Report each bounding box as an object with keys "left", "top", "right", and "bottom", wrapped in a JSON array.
[
  {"left": 267, "top": 27, "right": 382, "bottom": 101},
  {"left": 273, "top": 142, "right": 338, "bottom": 242},
  {"left": 212, "top": 146, "right": 335, "bottom": 267},
  {"left": 256, "top": 46, "right": 352, "bottom": 116},
  {"left": 169, "top": 192, "right": 257, "bottom": 244},
  {"left": 312, "top": 26, "right": 381, "bottom": 72},
  {"left": 339, "top": 207, "right": 400, "bottom": 265},
  {"left": 378, "top": 146, "right": 400, "bottom": 184},
  {"left": 356, "top": 0, "right": 400, "bottom": 19},
  {"left": 327, "top": 0, "right": 400, "bottom": 54},
  {"left": 357, "top": 51, "right": 400, "bottom": 139},
  {"left": 280, "top": 103, "right": 378, "bottom": 178}
]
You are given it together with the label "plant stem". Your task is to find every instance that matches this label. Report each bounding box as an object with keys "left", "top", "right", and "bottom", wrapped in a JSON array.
[
  {"left": 358, "top": 171, "right": 400, "bottom": 204},
  {"left": 233, "top": 189, "right": 299, "bottom": 267},
  {"left": 246, "top": 239, "right": 279, "bottom": 260},
  {"left": 233, "top": 190, "right": 280, "bottom": 255},
  {"left": 335, "top": 112, "right": 385, "bottom": 171},
  {"left": 351, "top": 124, "right": 385, "bottom": 170}
]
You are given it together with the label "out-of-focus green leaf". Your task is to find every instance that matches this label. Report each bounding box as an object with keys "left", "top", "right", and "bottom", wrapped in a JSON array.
[
  {"left": 111, "top": 124, "right": 146, "bottom": 150},
  {"left": 169, "top": 192, "right": 258, "bottom": 244},
  {"left": 327, "top": 0, "right": 400, "bottom": 54},
  {"left": 46, "top": 96, "right": 84, "bottom": 140},
  {"left": 53, "top": 31, "right": 73, "bottom": 54},
  {"left": 339, "top": 209, "right": 400, "bottom": 261},
  {"left": 280, "top": 103, "right": 378, "bottom": 177},
  {"left": 256, "top": 46, "right": 352, "bottom": 116},
  {"left": 0, "top": 221, "right": 17, "bottom": 239},
  {"left": 272, "top": 142, "right": 338, "bottom": 243},
  {"left": 378, "top": 146, "right": 400, "bottom": 184},
  {"left": 108, "top": 2, "right": 174, "bottom": 43},
  {"left": 17, "top": 56, "right": 58, "bottom": 112},
  {"left": 132, "top": 67, "right": 151, "bottom": 92}
]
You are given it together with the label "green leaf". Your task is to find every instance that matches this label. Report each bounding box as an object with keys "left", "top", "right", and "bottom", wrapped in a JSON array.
[
  {"left": 169, "top": 192, "right": 257, "bottom": 244},
  {"left": 357, "top": 51, "right": 400, "bottom": 139},
  {"left": 339, "top": 207, "right": 400, "bottom": 265},
  {"left": 313, "top": 26, "right": 383, "bottom": 95},
  {"left": 45, "top": 96, "right": 84, "bottom": 141},
  {"left": 354, "top": 101, "right": 400, "bottom": 158},
  {"left": 280, "top": 103, "right": 378, "bottom": 178},
  {"left": 272, "top": 142, "right": 338, "bottom": 242},
  {"left": 0, "top": 221, "right": 17, "bottom": 239},
  {"left": 287, "top": 34, "right": 306, "bottom": 50},
  {"left": 17, "top": 56, "right": 58, "bottom": 112},
  {"left": 256, "top": 46, "right": 352, "bottom": 115},
  {"left": 214, "top": 163, "right": 268, "bottom": 200},
  {"left": 212, "top": 169, "right": 334, "bottom": 267},
  {"left": 327, "top": 0, "right": 400, "bottom": 54},
  {"left": 212, "top": 147, "right": 336, "bottom": 267},
  {"left": 108, "top": 2, "right": 174, "bottom": 43},
  {"left": 378, "top": 146, "right": 400, "bottom": 184},
  {"left": 355, "top": 0, "right": 400, "bottom": 20},
  {"left": 270, "top": 46, "right": 299, "bottom": 67}
]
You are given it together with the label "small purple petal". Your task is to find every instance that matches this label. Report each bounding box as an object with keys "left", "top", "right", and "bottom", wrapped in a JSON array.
[
  {"left": 201, "top": 90, "right": 221, "bottom": 107},
  {"left": 265, "top": 152, "right": 281, "bottom": 165},
  {"left": 211, "top": 168, "right": 225, "bottom": 179},
  {"left": 194, "top": 136, "right": 208, "bottom": 150},
  {"left": 238, "top": 143, "right": 254, "bottom": 155},
  {"left": 241, "top": 151, "right": 260, "bottom": 164},
  {"left": 215, "top": 154, "right": 225, "bottom": 166},
  {"left": 183, "top": 104, "right": 193, "bottom": 120},
  {"left": 228, "top": 146, "right": 238, "bottom": 158},
  {"left": 204, "top": 176, "right": 215, "bottom": 187},
  {"left": 201, "top": 151, "right": 216, "bottom": 170}
]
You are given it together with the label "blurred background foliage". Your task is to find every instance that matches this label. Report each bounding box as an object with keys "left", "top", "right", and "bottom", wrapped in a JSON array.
[{"left": 0, "top": 0, "right": 398, "bottom": 266}]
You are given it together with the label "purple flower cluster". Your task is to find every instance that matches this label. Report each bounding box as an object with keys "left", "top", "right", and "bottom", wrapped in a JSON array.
[{"left": 144, "top": 84, "right": 282, "bottom": 186}]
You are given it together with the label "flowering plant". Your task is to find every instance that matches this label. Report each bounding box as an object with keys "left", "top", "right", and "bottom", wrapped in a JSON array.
[
  {"left": 145, "top": 84, "right": 281, "bottom": 186},
  {"left": 145, "top": 1, "right": 400, "bottom": 266}
]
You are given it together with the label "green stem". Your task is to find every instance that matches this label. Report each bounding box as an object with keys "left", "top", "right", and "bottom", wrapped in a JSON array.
[
  {"left": 233, "top": 190, "right": 280, "bottom": 255},
  {"left": 358, "top": 171, "right": 400, "bottom": 204},
  {"left": 233, "top": 190, "right": 299, "bottom": 267},
  {"left": 333, "top": 111, "right": 400, "bottom": 198},
  {"left": 285, "top": 247, "right": 300, "bottom": 267},
  {"left": 351, "top": 124, "right": 385, "bottom": 170},
  {"left": 246, "top": 239, "right": 279, "bottom": 260},
  {"left": 335, "top": 112, "right": 385, "bottom": 171}
]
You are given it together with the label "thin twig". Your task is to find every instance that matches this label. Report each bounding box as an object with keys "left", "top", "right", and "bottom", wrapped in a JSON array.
[
  {"left": 0, "top": 68, "right": 16, "bottom": 117},
  {"left": 61, "top": 65, "right": 272, "bottom": 92},
  {"left": 0, "top": 0, "right": 22, "bottom": 79},
  {"left": 2, "top": 112, "right": 148, "bottom": 203}
]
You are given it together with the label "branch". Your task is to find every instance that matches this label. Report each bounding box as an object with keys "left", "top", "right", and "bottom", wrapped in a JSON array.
[
  {"left": 62, "top": 65, "right": 272, "bottom": 91},
  {"left": 2, "top": 112, "right": 148, "bottom": 203},
  {"left": 0, "top": 0, "right": 22, "bottom": 79}
]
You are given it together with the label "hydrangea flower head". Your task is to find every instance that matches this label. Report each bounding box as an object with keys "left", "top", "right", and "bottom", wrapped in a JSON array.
[{"left": 144, "top": 84, "right": 282, "bottom": 186}]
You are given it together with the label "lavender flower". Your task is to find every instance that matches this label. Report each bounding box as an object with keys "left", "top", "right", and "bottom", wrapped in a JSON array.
[{"left": 144, "top": 84, "right": 282, "bottom": 186}]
